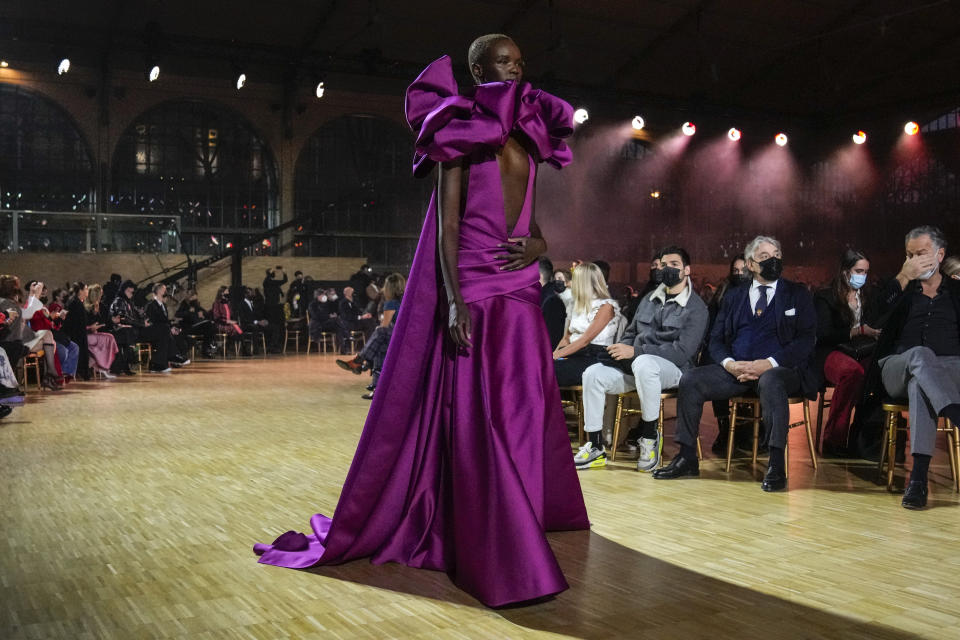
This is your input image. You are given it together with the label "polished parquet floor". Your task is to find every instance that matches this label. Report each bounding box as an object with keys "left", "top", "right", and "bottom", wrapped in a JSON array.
[{"left": 2, "top": 355, "right": 959, "bottom": 639}]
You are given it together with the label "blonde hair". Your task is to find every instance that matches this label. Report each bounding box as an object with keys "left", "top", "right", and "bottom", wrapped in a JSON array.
[
  {"left": 86, "top": 284, "right": 103, "bottom": 311},
  {"left": 571, "top": 262, "right": 611, "bottom": 316},
  {"left": 383, "top": 273, "right": 406, "bottom": 301}
]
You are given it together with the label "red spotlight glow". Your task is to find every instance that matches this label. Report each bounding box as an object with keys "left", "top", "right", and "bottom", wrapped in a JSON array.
[
  {"left": 904, "top": 121, "right": 919, "bottom": 136},
  {"left": 775, "top": 133, "right": 788, "bottom": 146},
  {"left": 682, "top": 122, "right": 696, "bottom": 136},
  {"left": 852, "top": 130, "right": 867, "bottom": 145},
  {"left": 727, "top": 127, "right": 741, "bottom": 141}
]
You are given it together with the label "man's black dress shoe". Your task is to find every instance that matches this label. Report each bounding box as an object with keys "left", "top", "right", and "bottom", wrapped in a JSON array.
[
  {"left": 652, "top": 455, "right": 699, "bottom": 479},
  {"left": 0, "top": 405, "right": 12, "bottom": 419},
  {"left": 902, "top": 480, "right": 928, "bottom": 509},
  {"left": 761, "top": 466, "right": 787, "bottom": 492}
]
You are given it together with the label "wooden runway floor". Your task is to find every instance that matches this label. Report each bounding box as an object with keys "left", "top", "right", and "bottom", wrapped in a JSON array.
[{"left": 1, "top": 356, "right": 958, "bottom": 639}]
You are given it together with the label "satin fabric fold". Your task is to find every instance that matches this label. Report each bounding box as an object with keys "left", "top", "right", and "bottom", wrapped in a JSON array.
[{"left": 254, "top": 55, "right": 588, "bottom": 607}]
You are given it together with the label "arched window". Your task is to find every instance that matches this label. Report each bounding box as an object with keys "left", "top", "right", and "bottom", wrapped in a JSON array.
[
  {"left": 294, "top": 114, "right": 428, "bottom": 265},
  {"left": 111, "top": 100, "right": 277, "bottom": 254},
  {"left": 0, "top": 83, "right": 95, "bottom": 212}
]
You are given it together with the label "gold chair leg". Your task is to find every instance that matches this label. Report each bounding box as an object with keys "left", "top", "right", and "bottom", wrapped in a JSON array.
[
  {"left": 804, "top": 399, "right": 818, "bottom": 471},
  {"left": 611, "top": 394, "right": 624, "bottom": 462},
  {"left": 726, "top": 402, "right": 738, "bottom": 473},
  {"left": 751, "top": 402, "right": 760, "bottom": 467},
  {"left": 886, "top": 411, "right": 898, "bottom": 491},
  {"left": 815, "top": 391, "right": 826, "bottom": 451},
  {"left": 785, "top": 439, "right": 790, "bottom": 479},
  {"left": 952, "top": 425, "right": 960, "bottom": 492},
  {"left": 577, "top": 389, "right": 585, "bottom": 447}
]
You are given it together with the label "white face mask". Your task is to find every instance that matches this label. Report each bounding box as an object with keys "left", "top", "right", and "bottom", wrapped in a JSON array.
[
  {"left": 329, "top": 295, "right": 338, "bottom": 301},
  {"left": 919, "top": 267, "right": 938, "bottom": 281},
  {"left": 319, "top": 295, "right": 327, "bottom": 303}
]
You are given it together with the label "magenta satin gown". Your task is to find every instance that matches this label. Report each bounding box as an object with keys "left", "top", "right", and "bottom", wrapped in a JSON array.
[{"left": 254, "top": 55, "right": 589, "bottom": 607}]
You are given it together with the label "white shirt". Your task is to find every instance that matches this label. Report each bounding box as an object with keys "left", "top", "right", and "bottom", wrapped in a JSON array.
[
  {"left": 568, "top": 298, "right": 621, "bottom": 347},
  {"left": 723, "top": 278, "right": 780, "bottom": 369}
]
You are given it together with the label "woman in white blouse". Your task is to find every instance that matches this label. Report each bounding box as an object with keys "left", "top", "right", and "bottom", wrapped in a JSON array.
[{"left": 553, "top": 262, "right": 622, "bottom": 386}]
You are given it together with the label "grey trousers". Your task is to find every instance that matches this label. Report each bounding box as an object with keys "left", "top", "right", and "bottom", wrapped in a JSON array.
[{"left": 880, "top": 346, "right": 960, "bottom": 456}]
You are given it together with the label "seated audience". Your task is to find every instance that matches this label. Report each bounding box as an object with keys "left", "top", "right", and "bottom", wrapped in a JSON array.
[
  {"left": 577, "top": 247, "right": 708, "bottom": 471},
  {"left": 814, "top": 249, "right": 880, "bottom": 456},
  {"left": 307, "top": 288, "right": 339, "bottom": 343},
  {"left": 26, "top": 281, "right": 78, "bottom": 383},
  {"left": 653, "top": 235, "right": 818, "bottom": 492},
  {"left": 639, "top": 253, "right": 663, "bottom": 297},
  {"left": 553, "top": 267, "right": 574, "bottom": 318},
  {"left": 875, "top": 226, "right": 960, "bottom": 510},
  {"left": 553, "top": 262, "right": 622, "bottom": 387},
  {"left": 336, "top": 273, "right": 406, "bottom": 399},
  {"left": 538, "top": 257, "right": 567, "bottom": 350},
  {"left": 88, "top": 284, "right": 133, "bottom": 375},
  {"left": 176, "top": 290, "right": 216, "bottom": 358},
  {"left": 0, "top": 276, "right": 61, "bottom": 390},
  {"left": 337, "top": 286, "right": 373, "bottom": 354},
  {"left": 110, "top": 280, "right": 172, "bottom": 373},
  {"left": 146, "top": 283, "right": 191, "bottom": 366},
  {"left": 238, "top": 286, "right": 280, "bottom": 353},
  {"left": 212, "top": 286, "right": 243, "bottom": 337},
  {"left": 706, "top": 254, "right": 754, "bottom": 455},
  {"left": 64, "top": 282, "right": 125, "bottom": 378}
]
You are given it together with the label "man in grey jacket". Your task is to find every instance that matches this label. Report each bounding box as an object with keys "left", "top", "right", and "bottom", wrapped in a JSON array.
[{"left": 576, "top": 246, "right": 709, "bottom": 471}]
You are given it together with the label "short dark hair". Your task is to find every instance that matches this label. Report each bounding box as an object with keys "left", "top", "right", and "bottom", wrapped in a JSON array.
[
  {"left": 538, "top": 256, "right": 554, "bottom": 281},
  {"left": 659, "top": 245, "right": 691, "bottom": 267},
  {"left": 294, "top": 270, "right": 303, "bottom": 277}
]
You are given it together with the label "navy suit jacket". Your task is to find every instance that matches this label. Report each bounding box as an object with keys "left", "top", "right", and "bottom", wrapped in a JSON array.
[{"left": 708, "top": 278, "right": 820, "bottom": 396}]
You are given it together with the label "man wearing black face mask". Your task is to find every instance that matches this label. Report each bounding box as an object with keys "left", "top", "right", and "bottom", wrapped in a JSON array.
[
  {"left": 580, "top": 246, "right": 708, "bottom": 472},
  {"left": 639, "top": 252, "right": 663, "bottom": 297},
  {"left": 655, "top": 235, "right": 818, "bottom": 492}
]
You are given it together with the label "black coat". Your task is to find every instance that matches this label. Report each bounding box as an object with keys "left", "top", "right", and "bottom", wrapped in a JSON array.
[
  {"left": 812, "top": 285, "right": 879, "bottom": 372},
  {"left": 709, "top": 278, "right": 820, "bottom": 397},
  {"left": 540, "top": 283, "right": 566, "bottom": 350}
]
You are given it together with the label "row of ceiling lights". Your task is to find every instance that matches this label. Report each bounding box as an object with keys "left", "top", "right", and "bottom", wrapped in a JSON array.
[
  {"left": 574, "top": 108, "right": 923, "bottom": 146},
  {"left": 2, "top": 56, "right": 328, "bottom": 99}
]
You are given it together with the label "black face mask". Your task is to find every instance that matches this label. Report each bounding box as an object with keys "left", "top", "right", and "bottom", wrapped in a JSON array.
[
  {"left": 552, "top": 280, "right": 566, "bottom": 293},
  {"left": 757, "top": 256, "right": 783, "bottom": 281},
  {"left": 650, "top": 268, "right": 664, "bottom": 285},
  {"left": 660, "top": 266, "right": 684, "bottom": 288}
]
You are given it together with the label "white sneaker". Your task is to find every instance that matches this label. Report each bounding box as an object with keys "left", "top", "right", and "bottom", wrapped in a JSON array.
[
  {"left": 99, "top": 369, "right": 117, "bottom": 379},
  {"left": 636, "top": 432, "right": 662, "bottom": 472},
  {"left": 574, "top": 442, "right": 606, "bottom": 469}
]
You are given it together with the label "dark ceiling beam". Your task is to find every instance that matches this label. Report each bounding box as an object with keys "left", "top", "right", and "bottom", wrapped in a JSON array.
[
  {"left": 295, "top": 0, "right": 340, "bottom": 56},
  {"left": 605, "top": 0, "right": 716, "bottom": 87}
]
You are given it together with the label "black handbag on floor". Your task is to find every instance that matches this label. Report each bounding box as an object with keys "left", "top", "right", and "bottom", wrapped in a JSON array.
[{"left": 836, "top": 335, "right": 877, "bottom": 361}]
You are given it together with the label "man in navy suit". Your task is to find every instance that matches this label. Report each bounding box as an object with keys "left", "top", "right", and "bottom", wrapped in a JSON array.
[{"left": 653, "top": 235, "right": 818, "bottom": 491}]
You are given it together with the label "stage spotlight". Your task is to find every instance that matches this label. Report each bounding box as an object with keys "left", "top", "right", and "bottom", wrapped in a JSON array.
[
  {"left": 681, "top": 121, "right": 696, "bottom": 136},
  {"left": 315, "top": 81, "right": 325, "bottom": 98},
  {"left": 904, "top": 121, "right": 919, "bottom": 136},
  {"left": 236, "top": 73, "right": 246, "bottom": 90},
  {"left": 573, "top": 108, "right": 589, "bottom": 124},
  {"left": 728, "top": 127, "right": 741, "bottom": 141},
  {"left": 775, "top": 133, "right": 788, "bottom": 146},
  {"left": 631, "top": 115, "right": 645, "bottom": 130},
  {"left": 57, "top": 58, "right": 70, "bottom": 75},
  {"left": 148, "top": 65, "right": 160, "bottom": 82},
  {"left": 649, "top": 190, "right": 661, "bottom": 199},
  {"left": 852, "top": 130, "right": 867, "bottom": 144},
  {"left": 0, "top": 60, "right": 9, "bottom": 68}
]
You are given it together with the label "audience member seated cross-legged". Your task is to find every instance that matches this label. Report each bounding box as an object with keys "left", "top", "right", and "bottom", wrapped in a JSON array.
[
  {"left": 577, "top": 247, "right": 709, "bottom": 472},
  {"left": 110, "top": 280, "right": 171, "bottom": 373},
  {"left": 146, "top": 283, "right": 190, "bottom": 367},
  {"left": 336, "top": 286, "right": 373, "bottom": 354},
  {"left": 814, "top": 249, "right": 881, "bottom": 457},
  {"left": 336, "top": 273, "right": 406, "bottom": 399},
  {"left": 0, "top": 276, "right": 61, "bottom": 390},
  {"left": 63, "top": 282, "right": 125, "bottom": 378},
  {"left": 307, "top": 288, "right": 339, "bottom": 347},
  {"left": 25, "top": 281, "right": 77, "bottom": 384},
  {"left": 238, "top": 286, "right": 280, "bottom": 354},
  {"left": 0, "top": 346, "right": 20, "bottom": 417},
  {"left": 653, "top": 235, "right": 819, "bottom": 492},
  {"left": 88, "top": 284, "right": 132, "bottom": 376},
  {"left": 875, "top": 226, "right": 960, "bottom": 510},
  {"left": 553, "top": 262, "right": 623, "bottom": 386},
  {"left": 176, "top": 290, "right": 216, "bottom": 358},
  {"left": 212, "top": 286, "right": 243, "bottom": 341}
]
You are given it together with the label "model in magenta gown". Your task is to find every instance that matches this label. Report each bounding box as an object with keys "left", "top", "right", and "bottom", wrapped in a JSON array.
[{"left": 254, "top": 49, "right": 589, "bottom": 608}]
